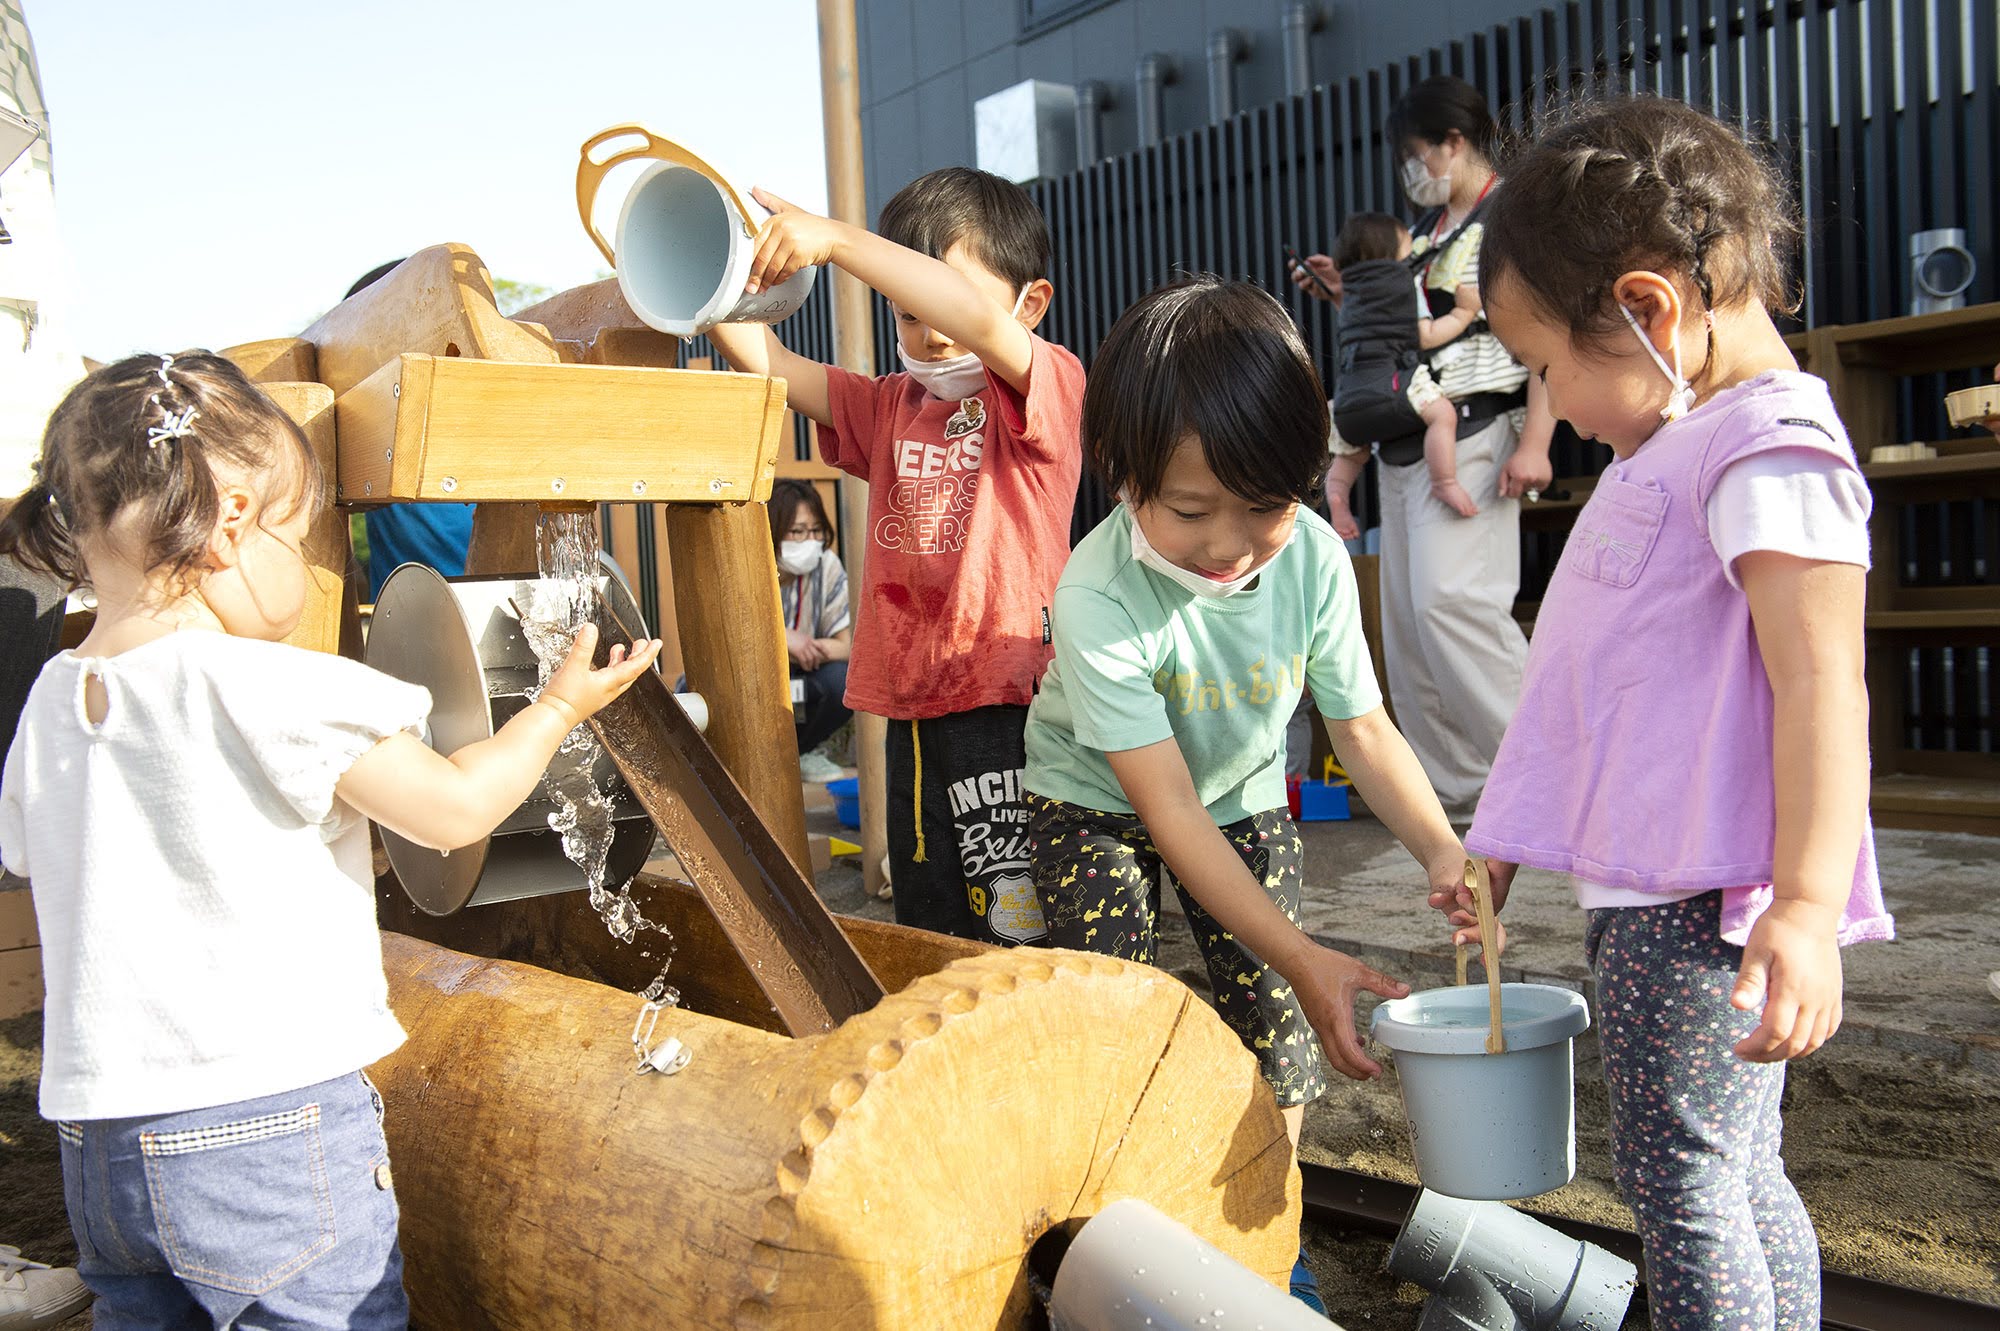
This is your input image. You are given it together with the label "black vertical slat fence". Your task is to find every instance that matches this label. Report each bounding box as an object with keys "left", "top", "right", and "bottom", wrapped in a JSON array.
[{"left": 664, "top": 0, "right": 1994, "bottom": 747}]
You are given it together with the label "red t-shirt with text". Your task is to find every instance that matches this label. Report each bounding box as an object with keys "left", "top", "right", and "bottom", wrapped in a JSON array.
[{"left": 817, "top": 334, "right": 1084, "bottom": 720}]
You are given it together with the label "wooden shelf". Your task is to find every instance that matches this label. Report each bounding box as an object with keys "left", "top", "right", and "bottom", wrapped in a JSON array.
[
  {"left": 1873, "top": 772, "right": 2000, "bottom": 834},
  {"left": 1864, "top": 609, "right": 2000, "bottom": 633},
  {"left": 1829, "top": 300, "right": 2000, "bottom": 375},
  {"left": 1861, "top": 448, "right": 2000, "bottom": 483}
]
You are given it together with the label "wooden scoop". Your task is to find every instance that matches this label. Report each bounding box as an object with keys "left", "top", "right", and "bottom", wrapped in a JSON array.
[{"left": 1462, "top": 858, "right": 1506, "bottom": 1054}]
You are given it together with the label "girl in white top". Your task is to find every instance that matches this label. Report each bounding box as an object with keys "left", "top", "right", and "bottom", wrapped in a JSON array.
[{"left": 0, "top": 351, "right": 660, "bottom": 1328}]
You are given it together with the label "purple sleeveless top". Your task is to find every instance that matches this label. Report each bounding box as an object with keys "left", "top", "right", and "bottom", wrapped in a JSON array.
[{"left": 1466, "top": 372, "right": 1893, "bottom": 947}]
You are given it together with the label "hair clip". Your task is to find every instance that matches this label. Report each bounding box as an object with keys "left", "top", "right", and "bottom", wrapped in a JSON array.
[
  {"left": 156, "top": 354, "right": 175, "bottom": 385},
  {"left": 45, "top": 491, "right": 67, "bottom": 528},
  {"left": 146, "top": 395, "right": 200, "bottom": 453}
]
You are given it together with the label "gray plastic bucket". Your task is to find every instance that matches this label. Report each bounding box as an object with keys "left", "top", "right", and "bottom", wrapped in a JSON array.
[{"left": 1369, "top": 984, "right": 1591, "bottom": 1200}]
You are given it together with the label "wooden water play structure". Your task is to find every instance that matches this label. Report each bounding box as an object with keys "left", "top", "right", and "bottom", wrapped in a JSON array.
[{"left": 215, "top": 237, "right": 1301, "bottom": 1325}]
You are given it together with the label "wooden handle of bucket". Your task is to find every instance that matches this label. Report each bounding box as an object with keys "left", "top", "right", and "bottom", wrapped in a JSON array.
[
  {"left": 575, "top": 123, "right": 760, "bottom": 268},
  {"left": 1464, "top": 858, "right": 1506, "bottom": 1054}
]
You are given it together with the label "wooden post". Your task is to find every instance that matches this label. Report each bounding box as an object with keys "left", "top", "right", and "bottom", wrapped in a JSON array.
[{"left": 817, "top": 0, "right": 889, "bottom": 896}]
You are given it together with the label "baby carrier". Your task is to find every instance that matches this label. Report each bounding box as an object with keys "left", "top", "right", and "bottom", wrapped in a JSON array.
[{"left": 1330, "top": 198, "right": 1510, "bottom": 466}]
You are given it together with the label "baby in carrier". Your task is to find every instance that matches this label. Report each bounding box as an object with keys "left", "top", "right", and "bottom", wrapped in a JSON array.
[{"left": 1328, "top": 213, "right": 1484, "bottom": 517}]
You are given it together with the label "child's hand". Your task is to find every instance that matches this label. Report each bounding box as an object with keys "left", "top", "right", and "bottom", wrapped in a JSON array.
[
  {"left": 744, "top": 188, "right": 844, "bottom": 295},
  {"left": 1431, "top": 476, "right": 1480, "bottom": 518},
  {"left": 1428, "top": 857, "right": 1515, "bottom": 949},
  {"left": 1732, "top": 899, "right": 1844, "bottom": 1062},
  {"left": 1295, "top": 944, "right": 1409, "bottom": 1079},
  {"left": 540, "top": 624, "right": 663, "bottom": 726}
]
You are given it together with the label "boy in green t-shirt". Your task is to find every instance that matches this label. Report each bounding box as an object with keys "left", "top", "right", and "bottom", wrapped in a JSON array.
[{"left": 1022, "top": 277, "right": 1473, "bottom": 1308}]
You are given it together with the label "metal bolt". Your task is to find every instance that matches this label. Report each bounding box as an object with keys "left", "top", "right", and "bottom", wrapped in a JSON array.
[
  {"left": 392, "top": 383, "right": 400, "bottom": 398},
  {"left": 440, "top": 476, "right": 458, "bottom": 494},
  {"left": 632, "top": 480, "right": 647, "bottom": 496},
  {"left": 384, "top": 448, "right": 393, "bottom": 461},
  {"left": 551, "top": 477, "right": 566, "bottom": 494},
  {"left": 363, "top": 481, "right": 373, "bottom": 496},
  {"left": 709, "top": 477, "right": 724, "bottom": 494}
]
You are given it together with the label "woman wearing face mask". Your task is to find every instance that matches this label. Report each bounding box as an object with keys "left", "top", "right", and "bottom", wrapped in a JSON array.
[
  {"left": 1291, "top": 74, "right": 1556, "bottom": 815},
  {"left": 768, "top": 479, "right": 853, "bottom": 781}
]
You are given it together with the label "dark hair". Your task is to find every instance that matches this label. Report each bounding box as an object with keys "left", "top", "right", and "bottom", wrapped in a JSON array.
[
  {"left": 876, "top": 167, "right": 1051, "bottom": 292},
  {"left": 1387, "top": 75, "right": 1497, "bottom": 161},
  {"left": 0, "top": 351, "right": 326, "bottom": 592},
  {"left": 1481, "top": 95, "right": 1799, "bottom": 349},
  {"left": 1332, "top": 213, "right": 1408, "bottom": 270},
  {"left": 346, "top": 259, "right": 406, "bottom": 299},
  {"left": 1084, "top": 277, "right": 1328, "bottom": 508},
  {"left": 767, "top": 478, "right": 834, "bottom": 553}
]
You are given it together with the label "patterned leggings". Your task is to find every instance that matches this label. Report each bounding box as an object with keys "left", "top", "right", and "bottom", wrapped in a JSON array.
[{"left": 1586, "top": 894, "right": 1820, "bottom": 1331}]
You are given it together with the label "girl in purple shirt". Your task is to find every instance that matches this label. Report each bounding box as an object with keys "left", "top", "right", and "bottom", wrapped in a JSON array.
[{"left": 1446, "top": 98, "right": 1893, "bottom": 1331}]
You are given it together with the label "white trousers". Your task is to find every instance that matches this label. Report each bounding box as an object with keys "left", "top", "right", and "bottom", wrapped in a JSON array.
[{"left": 1375, "top": 414, "right": 1528, "bottom": 808}]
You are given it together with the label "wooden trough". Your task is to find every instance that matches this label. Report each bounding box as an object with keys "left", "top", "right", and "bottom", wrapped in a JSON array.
[{"left": 221, "top": 244, "right": 1301, "bottom": 1327}]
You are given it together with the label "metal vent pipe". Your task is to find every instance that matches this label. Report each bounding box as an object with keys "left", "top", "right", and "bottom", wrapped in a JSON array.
[
  {"left": 1282, "top": 3, "right": 1321, "bottom": 97},
  {"left": 1135, "top": 54, "right": 1176, "bottom": 148},
  {"left": 1207, "top": 29, "right": 1249, "bottom": 122},
  {"left": 1076, "top": 80, "right": 1112, "bottom": 164}
]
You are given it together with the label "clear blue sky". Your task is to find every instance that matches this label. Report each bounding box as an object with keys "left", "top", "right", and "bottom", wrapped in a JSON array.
[{"left": 28, "top": 0, "right": 830, "bottom": 358}]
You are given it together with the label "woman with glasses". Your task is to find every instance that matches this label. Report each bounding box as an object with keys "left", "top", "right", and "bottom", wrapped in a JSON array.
[{"left": 769, "top": 479, "right": 853, "bottom": 781}]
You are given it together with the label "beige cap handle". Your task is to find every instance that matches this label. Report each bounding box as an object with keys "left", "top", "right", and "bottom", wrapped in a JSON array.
[
  {"left": 1464, "top": 858, "right": 1506, "bottom": 1054},
  {"left": 575, "top": 123, "right": 759, "bottom": 268}
]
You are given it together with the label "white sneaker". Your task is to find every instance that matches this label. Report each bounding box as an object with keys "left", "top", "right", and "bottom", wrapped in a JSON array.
[
  {"left": 798, "top": 750, "right": 846, "bottom": 783},
  {"left": 0, "top": 1246, "right": 92, "bottom": 1331},
  {"left": 1988, "top": 970, "right": 2000, "bottom": 1003},
  {"left": 873, "top": 854, "right": 894, "bottom": 900}
]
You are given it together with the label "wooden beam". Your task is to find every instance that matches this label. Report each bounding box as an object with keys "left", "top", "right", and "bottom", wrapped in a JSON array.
[
  {"left": 512, "top": 277, "right": 645, "bottom": 346},
  {"left": 665, "top": 501, "right": 815, "bottom": 882},
  {"left": 299, "top": 243, "right": 561, "bottom": 397},
  {"left": 221, "top": 337, "right": 316, "bottom": 384},
  {"left": 333, "top": 354, "right": 786, "bottom": 504},
  {"left": 261, "top": 382, "right": 356, "bottom": 656}
]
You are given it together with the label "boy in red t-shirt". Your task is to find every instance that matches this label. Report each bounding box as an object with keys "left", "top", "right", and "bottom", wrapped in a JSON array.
[{"left": 707, "top": 168, "right": 1084, "bottom": 946}]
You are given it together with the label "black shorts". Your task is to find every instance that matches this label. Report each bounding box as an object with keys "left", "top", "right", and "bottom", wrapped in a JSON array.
[{"left": 1027, "top": 795, "right": 1329, "bottom": 1106}]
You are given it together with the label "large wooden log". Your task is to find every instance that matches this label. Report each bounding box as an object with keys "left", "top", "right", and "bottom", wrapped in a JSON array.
[
  {"left": 261, "top": 381, "right": 358, "bottom": 657},
  {"left": 372, "top": 933, "right": 1298, "bottom": 1329}
]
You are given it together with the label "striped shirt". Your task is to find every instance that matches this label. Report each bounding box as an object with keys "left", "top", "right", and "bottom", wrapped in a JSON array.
[{"left": 1409, "top": 218, "right": 1531, "bottom": 401}]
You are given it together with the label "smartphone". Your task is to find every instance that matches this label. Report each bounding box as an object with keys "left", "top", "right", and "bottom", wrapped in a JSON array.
[{"left": 1283, "top": 243, "right": 1337, "bottom": 300}]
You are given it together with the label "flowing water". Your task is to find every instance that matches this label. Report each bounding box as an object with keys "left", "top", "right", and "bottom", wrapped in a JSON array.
[{"left": 525, "top": 508, "right": 679, "bottom": 1005}]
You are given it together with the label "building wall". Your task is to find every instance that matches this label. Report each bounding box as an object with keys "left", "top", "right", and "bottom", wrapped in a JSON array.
[{"left": 857, "top": 0, "right": 1559, "bottom": 213}]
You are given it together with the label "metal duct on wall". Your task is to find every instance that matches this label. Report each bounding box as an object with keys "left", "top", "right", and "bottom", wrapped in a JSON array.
[
  {"left": 1206, "top": 29, "right": 1248, "bottom": 122},
  {"left": 1281, "top": 3, "right": 1321, "bottom": 97},
  {"left": 1075, "top": 80, "right": 1112, "bottom": 165},
  {"left": 1135, "top": 53, "right": 1175, "bottom": 148}
]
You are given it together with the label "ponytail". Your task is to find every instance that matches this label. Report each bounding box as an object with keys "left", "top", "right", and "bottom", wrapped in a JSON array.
[{"left": 0, "top": 481, "right": 82, "bottom": 586}]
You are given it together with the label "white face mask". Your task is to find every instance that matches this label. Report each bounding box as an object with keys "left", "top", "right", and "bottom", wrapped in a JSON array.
[
  {"left": 1128, "top": 505, "right": 1294, "bottom": 599},
  {"left": 1402, "top": 153, "right": 1453, "bottom": 208},
  {"left": 1619, "top": 304, "right": 1698, "bottom": 422},
  {"left": 896, "top": 285, "right": 1032, "bottom": 400},
  {"left": 777, "top": 538, "right": 822, "bottom": 576}
]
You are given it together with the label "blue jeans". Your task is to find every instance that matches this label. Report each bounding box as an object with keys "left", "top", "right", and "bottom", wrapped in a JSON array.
[{"left": 58, "top": 1071, "right": 409, "bottom": 1330}]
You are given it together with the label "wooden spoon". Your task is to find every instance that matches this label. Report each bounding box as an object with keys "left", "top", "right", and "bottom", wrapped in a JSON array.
[{"left": 1464, "top": 858, "right": 1506, "bottom": 1054}]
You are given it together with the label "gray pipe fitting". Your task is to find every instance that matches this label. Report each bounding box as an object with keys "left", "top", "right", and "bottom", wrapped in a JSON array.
[
  {"left": 1281, "top": 3, "right": 1321, "bottom": 96},
  {"left": 1050, "top": 1198, "right": 1343, "bottom": 1330},
  {"left": 1389, "top": 1190, "right": 1636, "bottom": 1331}
]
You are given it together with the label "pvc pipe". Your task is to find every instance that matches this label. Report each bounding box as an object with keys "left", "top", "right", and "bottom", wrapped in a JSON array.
[
  {"left": 1050, "top": 1198, "right": 1341, "bottom": 1330},
  {"left": 673, "top": 691, "right": 709, "bottom": 733},
  {"left": 1135, "top": 54, "right": 1176, "bottom": 148},
  {"left": 1282, "top": 4, "right": 1320, "bottom": 97},
  {"left": 1388, "top": 1190, "right": 1637, "bottom": 1331},
  {"left": 1207, "top": 29, "right": 1249, "bottom": 123}
]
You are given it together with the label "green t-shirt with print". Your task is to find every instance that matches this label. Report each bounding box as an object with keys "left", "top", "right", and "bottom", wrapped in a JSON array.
[{"left": 1023, "top": 504, "right": 1383, "bottom": 824}]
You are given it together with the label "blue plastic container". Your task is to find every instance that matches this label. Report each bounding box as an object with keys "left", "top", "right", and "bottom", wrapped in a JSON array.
[
  {"left": 826, "top": 777, "right": 860, "bottom": 830},
  {"left": 1296, "top": 780, "right": 1351, "bottom": 821}
]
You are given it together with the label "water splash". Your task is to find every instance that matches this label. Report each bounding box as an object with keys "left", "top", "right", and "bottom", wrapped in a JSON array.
[{"left": 525, "top": 507, "right": 678, "bottom": 1001}]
